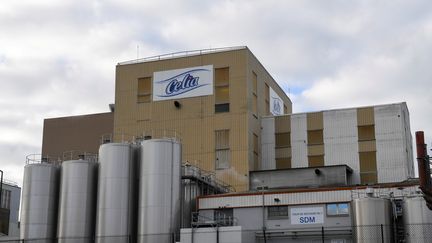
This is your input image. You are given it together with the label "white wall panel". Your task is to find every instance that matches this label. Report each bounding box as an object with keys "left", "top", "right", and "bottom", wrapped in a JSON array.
[
  {"left": 375, "top": 104, "right": 410, "bottom": 183},
  {"left": 323, "top": 109, "right": 360, "bottom": 184},
  {"left": 260, "top": 117, "right": 275, "bottom": 170},
  {"left": 291, "top": 114, "right": 308, "bottom": 168}
]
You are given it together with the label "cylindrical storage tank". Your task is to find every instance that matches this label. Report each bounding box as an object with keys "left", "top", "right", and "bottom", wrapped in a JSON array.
[
  {"left": 138, "top": 139, "right": 181, "bottom": 243},
  {"left": 57, "top": 159, "right": 98, "bottom": 243},
  {"left": 95, "top": 143, "right": 137, "bottom": 243},
  {"left": 20, "top": 163, "right": 60, "bottom": 243},
  {"left": 352, "top": 197, "right": 393, "bottom": 243},
  {"left": 403, "top": 196, "right": 432, "bottom": 243}
]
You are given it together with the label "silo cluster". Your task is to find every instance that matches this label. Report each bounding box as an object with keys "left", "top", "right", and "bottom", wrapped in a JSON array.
[{"left": 19, "top": 138, "right": 181, "bottom": 243}]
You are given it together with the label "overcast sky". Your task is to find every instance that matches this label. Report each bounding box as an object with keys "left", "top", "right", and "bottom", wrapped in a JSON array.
[{"left": 1, "top": 0, "right": 432, "bottom": 186}]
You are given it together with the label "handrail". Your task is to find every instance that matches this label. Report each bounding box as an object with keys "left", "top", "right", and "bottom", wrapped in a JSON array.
[{"left": 118, "top": 46, "right": 247, "bottom": 65}]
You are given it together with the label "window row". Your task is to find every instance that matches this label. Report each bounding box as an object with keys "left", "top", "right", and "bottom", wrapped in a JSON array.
[
  {"left": 267, "top": 203, "right": 349, "bottom": 220},
  {"left": 137, "top": 68, "right": 230, "bottom": 113},
  {"left": 136, "top": 68, "right": 285, "bottom": 116}
]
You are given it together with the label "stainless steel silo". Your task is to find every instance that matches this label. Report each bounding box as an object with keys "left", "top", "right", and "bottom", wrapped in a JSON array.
[
  {"left": 95, "top": 143, "right": 137, "bottom": 243},
  {"left": 403, "top": 196, "right": 432, "bottom": 243},
  {"left": 57, "top": 159, "right": 98, "bottom": 243},
  {"left": 20, "top": 162, "right": 60, "bottom": 243},
  {"left": 352, "top": 197, "right": 393, "bottom": 243},
  {"left": 138, "top": 139, "right": 181, "bottom": 243}
]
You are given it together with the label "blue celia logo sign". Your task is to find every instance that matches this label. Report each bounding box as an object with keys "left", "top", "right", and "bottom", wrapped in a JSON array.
[{"left": 153, "top": 65, "right": 214, "bottom": 101}]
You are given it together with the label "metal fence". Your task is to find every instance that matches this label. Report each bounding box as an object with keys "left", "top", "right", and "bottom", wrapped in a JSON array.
[{"left": 1, "top": 224, "right": 431, "bottom": 243}]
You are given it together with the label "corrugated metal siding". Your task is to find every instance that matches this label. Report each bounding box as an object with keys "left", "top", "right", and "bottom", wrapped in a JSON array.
[
  {"left": 290, "top": 114, "right": 308, "bottom": 168},
  {"left": 323, "top": 109, "right": 360, "bottom": 184},
  {"left": 198, "top": 190, "right": 352, "bottom": 209},
  {"left": 375, "top": 104, "right": 409, "bottom": 183},
  {"left": 260, "top": 117, "right": 275, "bottom": 170},
  {"left": 198, "top": 186, "right": 420, "bottom": 210}
]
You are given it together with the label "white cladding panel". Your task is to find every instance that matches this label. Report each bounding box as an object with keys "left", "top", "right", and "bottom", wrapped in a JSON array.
[
  {"left": 260, "top": 117, "right": 276, "bottom": 170},
  {"left": 198, "top": 190, "right": 351, "bottom": 210},
  {"left": 401, "top": 104, "right": 415, "bottom": 178},
  {"left": 323, "top": 109, "right": 360, "bottom": 184},
  {"left": 291, "top": 114, "right": 308, "bottom": 168},
  {"left": 375, "top": 104, "right": 410, "bottom": 183},
  {"left": 180, "top": 226, "right": 243, "bottom": 243}
]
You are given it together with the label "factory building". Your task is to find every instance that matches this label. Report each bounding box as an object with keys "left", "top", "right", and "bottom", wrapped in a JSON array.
[
  {"left": 13, "top": 46, "right": 430, "bottom": 242},
  {"left": 261, "top": 102, "right": 414, "bottom": 184},
  {"left": 0, "top": 180, "right": 21, "bottom": 238}
]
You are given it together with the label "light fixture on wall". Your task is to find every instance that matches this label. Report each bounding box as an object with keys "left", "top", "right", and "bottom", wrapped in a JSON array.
[{"left": 174, "top": 100, "right": 181, "bottom": 109}]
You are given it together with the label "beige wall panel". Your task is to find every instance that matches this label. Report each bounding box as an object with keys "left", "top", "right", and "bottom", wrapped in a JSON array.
[
  {"left": 275, "top": 147, "right": 291, "bottom": 158},
  {"left": 308, "top": 144, "right": 325, "bottom": 156},
  {"left": 307, "top": 112, "right": 323, "bottom": 130},
  {"left": 275, "top": 115, "right": 291, "bottom": 133},
  {"left": 358, "top": 140, "right": 377, "bottom": 152},
  {"left": 357, "top": 107, "right": 374, "bottom": 126},
  {"left": 42, "top": 112, "right": 114, "bottom": 160},
  {"left": 216, "top": 150, "right": 249, "bottom": 191}
]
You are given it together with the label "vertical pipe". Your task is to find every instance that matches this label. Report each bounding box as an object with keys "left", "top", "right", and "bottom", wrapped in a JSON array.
[
  {"left": 380, "top": 224, "right": 384, "bottom": 243},
  {"left": 0, "top": 170, "right": 3, "bottom": 209},
  {"left": 321, "top": 226, "right": 324, "bottom": 243},
  {"left": 416, "top": 131, "right": 428, "bottom": 189},
  {"left": 262, "top": 190, "right": 267, "bottom": 243}
]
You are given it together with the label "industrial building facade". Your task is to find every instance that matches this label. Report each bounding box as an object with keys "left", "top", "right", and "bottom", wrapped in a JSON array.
[
  {"left": 0, "top": 181, "right": 21, "bottom": 238},
  {"left": 20, "top": 46, "right": 429, "bottom": 243},
  {"left": 261, "top": 102, "right": 414, "bottom": 185},
  {"left": 112, "top": 47, "right": 291, "bottom": 191}
]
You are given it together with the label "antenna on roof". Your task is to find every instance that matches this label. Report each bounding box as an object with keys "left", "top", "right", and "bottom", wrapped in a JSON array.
[{"left": 137, "top": 45, "right": 139, "bottom": 60}]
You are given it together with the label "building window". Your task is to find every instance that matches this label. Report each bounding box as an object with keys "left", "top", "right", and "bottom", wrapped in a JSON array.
[
  {"left": 137, "top": 77, "right": 152, "bottom": 103},
  {"left": 268, "top": 206, "right": 289, "bottom": 219},
  {"left": 215, "top": 130, "right": 230, "bottom": 169},
  {"left": 358, "top": 125, "right": 375, "bottom": 141},
  {"left": 252, "top": 72, "right": 258, "bottom": 116},
  {"left": 284, "top": 104, "right": 288, "bottom": 114},
  {"left": 276, "top": 157, "right": 291, "bottom": 169},
  {"left": 265, "top": 83, "right": 270, "bottom": 115},
  {"left": 308, "top": 155, "right": 324, "bottom": 167},
  {"left": 253, "top": 133, "right": 259, "bottom": 170},
  {"left": 214, "top": 208, "right": 234, "bottom": 225},
  {"left": 326, "top": 203, "right": 349, "bottom": 216},
  {"left": 359, "top": 151, "right": 378, "bottom": 184},
  {"left": 215, "top": 67, "right": 230, "bottom": 113},
  {"left": 307, "top": 130, "right": 323, "bottom": 145},
  {"left": 275, "top": 132, "right": 290, "bottom": 148},
  {"left": 1, "top": 189, "right": 11, "bottom": 209}
]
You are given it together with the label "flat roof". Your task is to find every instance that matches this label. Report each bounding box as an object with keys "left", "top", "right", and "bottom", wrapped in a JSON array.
[
  {"left": 118, "top": 46, "right": 247, "bottom": 66},
  {"left": 263, "top": 102, "right": 407, "bottom": 118}
]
